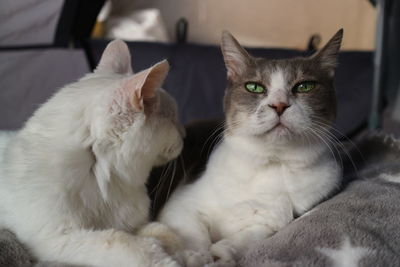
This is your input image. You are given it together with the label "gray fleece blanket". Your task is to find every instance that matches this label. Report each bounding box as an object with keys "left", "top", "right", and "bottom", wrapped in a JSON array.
[{"left": 1, "top": 132, "right": 400, "bottom": 267}]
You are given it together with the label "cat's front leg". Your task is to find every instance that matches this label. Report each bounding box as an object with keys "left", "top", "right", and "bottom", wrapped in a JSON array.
[
  {"left": 209, "top": 239, "right": 237, "bottom": 267},
  {"left": 139, "top": 223, "right": 214, "bottom": 267},
  {"left": 138, "top": 222, "right": 185, "bottom": 264},
  {"left": 34, "top": 229, "right": 180, "bottom": 267},
  {"left": 159, "top": 210, "right": 214, "bottom": 267},
  {"left": 211, "top": 197, "right": 294, "bottom": 265},
  {"left": 210, "top": 224, "right": 274, "bottom": 267},
  {"left": 171, "top": 227, "right": 214, "bottom": 267}
]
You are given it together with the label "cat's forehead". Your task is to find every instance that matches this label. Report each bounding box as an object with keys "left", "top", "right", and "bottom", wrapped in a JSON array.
[{"left": 250, "top": 57, "right": 319, "bottom": 86}]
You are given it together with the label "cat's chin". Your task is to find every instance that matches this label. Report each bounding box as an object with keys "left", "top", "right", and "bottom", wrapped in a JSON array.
[
  {"left": 257, "top": 123, "right": 295, "bottom": 142},
  {"left": 268, "top": 123, "right": 290, "bottom": 134},
  {"left": 154, "top": 153, "right": 181, "bottom": 167},
  {"left": 154, "top": 155, "right": 172, "bottom": 166}
]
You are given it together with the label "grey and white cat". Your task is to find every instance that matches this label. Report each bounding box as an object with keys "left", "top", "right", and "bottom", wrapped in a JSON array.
[
  {"left": 0, "top": 40, "right": 184, "bottom": 267},
  {"left": 160, "top": 30, "right": 344, "bottom": 266}
]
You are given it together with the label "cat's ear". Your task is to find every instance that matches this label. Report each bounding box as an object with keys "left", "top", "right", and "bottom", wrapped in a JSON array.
[
  {"left": 221, "top": 31, "right": 252, "bottom": 80},
  {"left": 125, "top": 59, "right": 169, "bottom": 112},
  {"left": 95, "top": 39, "right": 133, "bottom": 74},
  {"left": 311, "top": 29, "right": 343, "bottom": 74}
]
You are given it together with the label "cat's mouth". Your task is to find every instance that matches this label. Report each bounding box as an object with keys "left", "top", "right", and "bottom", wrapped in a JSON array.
[{"left": 267, "top": 122, "right": 291, "bottom": 135}]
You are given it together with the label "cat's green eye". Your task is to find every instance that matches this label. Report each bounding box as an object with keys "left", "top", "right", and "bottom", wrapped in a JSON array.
[
  {"left": 294, "top": 82, "right": 316, "bottom": 93},
  {"left": 245, "top": 82, "right": 265, "bottom": 94}
]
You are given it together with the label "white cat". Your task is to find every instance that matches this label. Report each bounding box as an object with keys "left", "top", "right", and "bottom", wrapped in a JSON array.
[
  {"left": 160, "top": 30, "right": 344, "bottom": 266},
  {"left": 0, "top": 40, "right": 184, "bottom": 267}
]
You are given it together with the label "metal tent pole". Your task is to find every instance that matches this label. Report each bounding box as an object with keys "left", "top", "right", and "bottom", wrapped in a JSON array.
[{"left": 369, "top": 0, "right": 388, "bottom": 130}]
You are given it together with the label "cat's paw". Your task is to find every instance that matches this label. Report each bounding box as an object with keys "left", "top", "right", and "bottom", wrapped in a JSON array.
[
  {"left": 210, "top": 240, "right": 237, "bottom": 267},
  {"left": 182, "top": 249, "right": 213, "bottom": 267},
  {"left": 143, "top": 238, "right": 181, "bottom": 267},
  {"left": 138, "top": 222, "right": 183, "bottom": 255},
  {"left": 152, "top": 254, "right": 181, "bottom": 267}
]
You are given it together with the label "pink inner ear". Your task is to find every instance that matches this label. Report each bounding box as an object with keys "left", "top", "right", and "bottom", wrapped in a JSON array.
[
  {"left": 118, "top": 60, "right": 168, "bottom": 112},
  {"left": 125, "top": 61, "right": 169, "bottom": 110},
  {"left": 132, "top": 88, "right": 143, "bottom": 110},
  {"left": 119, "top": 78, "right": 143, "bottom": 111},
  {"left": 120, "top": 70, "right": 156, "bottom": 111}
]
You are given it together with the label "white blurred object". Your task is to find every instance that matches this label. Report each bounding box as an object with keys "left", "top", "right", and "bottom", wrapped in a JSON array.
[
  {"left": 105, "top": 8, "right": 170, "bottom": 42},
  {"left": 98, "top": 0, "right": 112, "bottom": 22}
]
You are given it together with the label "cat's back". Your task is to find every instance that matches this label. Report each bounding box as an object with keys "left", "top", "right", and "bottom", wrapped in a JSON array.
[
  {"left": 0, "top": 131, "right": 16, "bottom": 157},
  {"left": 0, "top": 130, "right": 17, "bottom": 177}
]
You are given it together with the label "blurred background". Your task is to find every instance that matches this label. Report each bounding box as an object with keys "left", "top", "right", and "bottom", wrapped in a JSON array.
[
  {"left": 0, "top": 0, "right": 399, "bottom": 138},
  {"left": 93, "top": 0, "right": 376, "bottom": 50}
]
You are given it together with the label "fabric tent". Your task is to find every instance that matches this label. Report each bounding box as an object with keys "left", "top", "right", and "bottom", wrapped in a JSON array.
[{"left": 0, "top": 0, "right": 104, "bottom": 129}]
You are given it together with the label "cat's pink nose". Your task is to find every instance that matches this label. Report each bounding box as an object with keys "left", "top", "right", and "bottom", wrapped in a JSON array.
[{"left": 269, "top": 102, "right": 290, "bottom": 116}]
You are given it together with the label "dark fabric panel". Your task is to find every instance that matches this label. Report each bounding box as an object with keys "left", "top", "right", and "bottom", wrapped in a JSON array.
[
  {"left": 0, "top": 49, "right": 90, "bottom": 130},
  {"left": 54, "top": 0, "right": 106, "bottom": 47},
  {"left": 89, "top": 40, "right": 373, "bottom": 136},
  {"left": 53, "top": 0, "right": 80, "bottom": 46},
  {"left": 71, "top": 0, "right": 106, "bottom": 44},
  {"left": 385, "top": 0, "right": 400, "bottom": 101}
]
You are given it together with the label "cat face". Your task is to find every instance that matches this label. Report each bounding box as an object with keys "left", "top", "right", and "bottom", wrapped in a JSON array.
[
  {"left": 86, "top": 40, "right": 184, "bottom": 189},
  {"left": 221, "top": 30, "right": 343, "bottom": 144}
]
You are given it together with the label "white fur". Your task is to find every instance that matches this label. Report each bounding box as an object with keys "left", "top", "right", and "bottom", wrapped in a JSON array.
[
  {"left": 317, "top": 237, "right": 372, "bottom": 267},
  {"left": 0, "top": 40, "right": 184, "bottom": 267},
  {"left": 160, "top": 68, "right": 341, "bottom": 266},
  {"left": 269, "top": 70, "right": 287, "bottom": 95},
  {"left": 379, "top": 173, "right": 400, "bottom": 183}
]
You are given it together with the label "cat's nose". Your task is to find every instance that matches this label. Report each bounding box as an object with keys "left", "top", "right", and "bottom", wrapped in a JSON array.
[{"left": 269, "top": 102, "right": 290, "bottom": 116}]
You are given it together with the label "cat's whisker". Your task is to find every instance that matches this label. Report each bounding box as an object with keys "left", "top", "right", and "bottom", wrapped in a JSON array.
[
  {"left": 222, "top": 119, "right": 242, "bottom": 135},
  {"left": 311, "top": 117, "right": 361, "bottom": 148},
  {"left": 150, "top": 161, "right": 172, "bottom": 195},
  {"left": 204, "top": 121, "right": 235, "bottom": 158},
  {"left": 306, "top": 127, "right": 340, "bottom": 168},
  {"left": 310, "top": 122, "right": 354, "bottom": 162},
  {"left": 312, "top": 123, "right": 357, "bottom": 172},
  {"left": 178, "top": 154, "right": 188, "bottom": 183},
  {"left": 311, "top": 117, "right": 365, "bottom": 164},
  {"left": 309, "top": 126, "right": 344, "bottom": 172},
  {"left": 166, "top": 159, "right": 178, "bottom": 200},
  {"left": 207, "top": 131, "right": 224, "bottom": 158},
  {"left": 152, "top": 160, "right": 174, "bottom": 208},
  {"left": 200, "top": 121, "right": 226, "bottom": 156}
]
